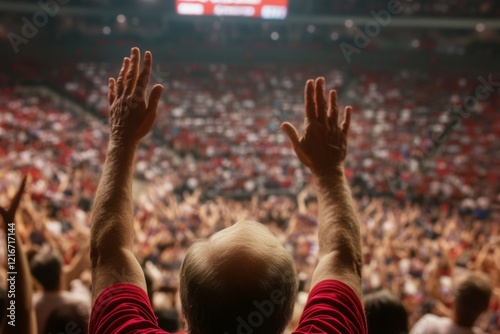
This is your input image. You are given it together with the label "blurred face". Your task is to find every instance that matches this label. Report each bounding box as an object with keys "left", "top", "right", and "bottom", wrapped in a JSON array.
[{"left": 306, "top": 201, "right": 318, "bottom": 216}]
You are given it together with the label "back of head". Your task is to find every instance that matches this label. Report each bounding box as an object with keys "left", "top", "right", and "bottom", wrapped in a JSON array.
[
  {"left": 30, "top": 250, "right": 62, "bottom": 292},
  {"left": 454, "top": 271, "right": 492, "bottom": 327},
  {"left": 43, "top": 303, "right": 88, "bottom": 334},
  {"left": 156, "top": 308, "right": 180, "bottom": 332},
  {"left": 364, "top": 289, "right": 408, "bottom": 334},
  {"left": 180, "top": 220, "right": 297, "bottom": 334}
]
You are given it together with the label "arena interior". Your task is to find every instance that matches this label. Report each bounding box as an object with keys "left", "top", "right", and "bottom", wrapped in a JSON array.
[{"left": 1, "top": 1, "right": 500, "bottom": 333}]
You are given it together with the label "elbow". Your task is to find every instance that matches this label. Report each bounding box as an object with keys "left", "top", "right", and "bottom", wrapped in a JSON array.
[
  {"left": 90, "top": 222, "right": 130, "bottom": 266},
  {"left": 89, "top": 233, "right": 109, "bottom": 269},
  {"left": 335, "top": 248, "right": 363, "bottom": 281},
  {"left": 320, "top": 237, "right": 363, "bottom": 280}
]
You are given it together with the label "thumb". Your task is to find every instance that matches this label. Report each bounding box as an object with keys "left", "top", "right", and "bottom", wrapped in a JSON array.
[
  {"left": 281, "top": 122, "right": 300, "bottom": 148},
  {"left": 146, "top": 84, "right": 164, "bottom": 115},
  {"left": 281, "top": 122, "right": 312, "bottom": 168}
]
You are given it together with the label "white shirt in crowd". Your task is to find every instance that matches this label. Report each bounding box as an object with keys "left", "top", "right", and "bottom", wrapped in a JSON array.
[
  {"left": 411, "top": 314, "right": 485, "bottom": 334},
  {"left": 33, "top": 289, "right": 90, "bottom": 333}
]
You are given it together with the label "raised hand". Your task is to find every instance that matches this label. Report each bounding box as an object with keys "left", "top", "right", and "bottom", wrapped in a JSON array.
[
  {"left": 0, "top": 177, "right": 37, "bottom": 334},
  {"left": 0, "top": 176, "right": 26, "bottom": 225},
  {"left": 281, "top": 77, "right": 351, "bottom": 177},
  {"left": 108, "top": 47, "right": 164, "bottom": 146}
]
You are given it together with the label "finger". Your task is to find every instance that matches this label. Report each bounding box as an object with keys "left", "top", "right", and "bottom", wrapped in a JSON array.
[
  {"left": 315, "top": 77, "right": 328, "bottom": 125},
  {"left": 304, "top": 80, "right": 315, "bottom": 120},
  {"left": 281, "top": 122, "right": 312, "bottom": 167},
  {"left": 135, "top": 51, "right": 152, "bottom": 101},
  {"left": 327, "top": 90, "right": 339, "bottom": 129},
  {"left": 146, "top": 84, "right": 164, "bottom": 115},
  {"left": 341, "top": 106, "right": 352, "bottom": 135},
  {"left": 280, "top": 122, "right": 300, "bottom": 148},
  {"left": 124, "top": 47, "right": 140, "bottom": 97},
  {"left": 108, "top": 78, "right": 116, "bottom": 105},
  {"left": 8, "top": 176, "right": 27, "bottom": 217},
  {"left": 116, "top": 57, "right": 130, "bottom": 96}
]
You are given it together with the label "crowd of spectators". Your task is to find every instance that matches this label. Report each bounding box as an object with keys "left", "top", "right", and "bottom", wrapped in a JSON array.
[
  {"left": 57, "top": 63, "right": 500, "bottom": 204},
  {"left": 0, "top": 62, "right": 499, "bottom": 332}
]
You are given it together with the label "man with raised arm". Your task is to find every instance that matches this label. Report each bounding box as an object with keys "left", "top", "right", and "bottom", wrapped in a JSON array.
[
  {"left": 89, "top": 47, "right": 366, "bottom": 334},
  {"left": 283, "top": 78, "right": 365, "bottom": 333}
]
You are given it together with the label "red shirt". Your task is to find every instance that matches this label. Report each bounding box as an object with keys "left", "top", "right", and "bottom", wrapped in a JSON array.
[
  {"left": 292, "top": 280, "right": 367, "bottom": 334},
  {"left": 90, "top": 280, "right": 366, "bottom": 334}
]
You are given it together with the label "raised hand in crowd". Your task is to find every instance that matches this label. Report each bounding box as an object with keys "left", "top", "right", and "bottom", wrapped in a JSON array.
[
  {"left": 282, "top": 77, "right": 362, "bottom": 296},
  {"left": 0, "top": 176, "right": 37, "bottom": 334},
  {"left": 283, "top": 77, "right": 366, "bottom": 333},
  {"left": 90, "top": 47, "right": 163, "bottom": 304}
]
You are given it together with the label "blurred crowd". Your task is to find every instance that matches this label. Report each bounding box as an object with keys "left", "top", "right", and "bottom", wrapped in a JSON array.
[
  {"left": 1, "top": 169, "right": 499, "bottom": 332},
  {"left": 55, "top": 63, "right": 500, "bottom": 204},
  {"left": 0, "top": 62, "right": 499, "bottom": 332}
]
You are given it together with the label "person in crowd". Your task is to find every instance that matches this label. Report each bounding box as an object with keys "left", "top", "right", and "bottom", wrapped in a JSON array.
[
  {"left": 411, "top": 271, "right": 492, "bottom": 334},
  {"left": 43, "top": 303, "right": 89, "bottom": 334},
  {"left": 0, "top": 176, "right": 37, "bottom": 334},
  {"left": 364, "top": 289, "right": 408, "bottom": 334},
  {"left": 145, "top": 269, "right": 181, "bottom": 332},
  {"left": 88, "top": 47, "right": 366, "bottom": 333},
  {"left": 30, "top": 249, "right": 90, "bottom": 332}
]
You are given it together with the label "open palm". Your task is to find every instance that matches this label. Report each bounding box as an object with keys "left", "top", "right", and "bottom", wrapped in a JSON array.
[
  {"left": 281, "top": 77, "right": 351, "bottom": 177},
  {"left": 108, "top": 48, "right": 164, "bottom": 146}
]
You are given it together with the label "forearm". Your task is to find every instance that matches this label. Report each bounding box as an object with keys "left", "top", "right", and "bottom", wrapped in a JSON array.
[
  {"left": 63, "top": 242, "right": 90, "bottom": 290},
  {"left": 90, "top": 141, "right": 137, "bottom": 259},
  {"left": 315, "top": 166, "right": 362, "bottom": 278}
]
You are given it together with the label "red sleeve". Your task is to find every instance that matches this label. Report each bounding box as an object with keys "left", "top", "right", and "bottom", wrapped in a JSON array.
[
  {"left": 89, "top": 283, "right": 170, "bottom": 334},
  {"left": 293, "top": 280, "right": 367, "bottom": 334}
]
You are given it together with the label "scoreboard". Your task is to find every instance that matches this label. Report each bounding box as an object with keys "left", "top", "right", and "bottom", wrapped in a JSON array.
[{"left": 176, "top": 0, "right": 288, "bottom": 19}]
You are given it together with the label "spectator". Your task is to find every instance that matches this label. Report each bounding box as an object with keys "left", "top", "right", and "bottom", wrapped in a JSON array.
[
  {"left": 364, "top": 289, "right": 409, "bottom": 334},
  {"left": 43, "top": 303, "right": 88, "bottom": 334},
  {"left": 30, "top": 250, "right": 90, "bottom": 333},
  {"left": 411, "top": 271, "right": 492, "bottom": 334},
  {"left": 89, "top": 48, "right": 366, "bottom": 333},
  {"left": 0, "top": 176, "right": 37, "bottom": 334},
  {"left": 144, "top": 269, "right": 181, "bottom": 332}
]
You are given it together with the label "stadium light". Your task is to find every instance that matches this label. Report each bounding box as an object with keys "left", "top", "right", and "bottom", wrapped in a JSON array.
[
  {"left": 475, "top": 23, "right": 485, "bottom": 32},
  {"left": 344, "top": 19, "right": 354, "bottom": 28},
  {"left": 117, "top": 14, "right": 126, "bottom": 24}
]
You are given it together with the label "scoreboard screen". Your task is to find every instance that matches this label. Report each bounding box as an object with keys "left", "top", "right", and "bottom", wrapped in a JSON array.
[{"left": 176, "top": 0, "right": 288, "bottom": 19}]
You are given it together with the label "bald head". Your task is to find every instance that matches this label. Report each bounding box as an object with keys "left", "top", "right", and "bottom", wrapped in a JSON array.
[{"left": 180, "top": 221, "right": 297, "bottom": 334}]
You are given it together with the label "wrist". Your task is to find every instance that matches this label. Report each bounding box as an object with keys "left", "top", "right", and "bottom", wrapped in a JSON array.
[
  {"left": 314, "top": 165, "right": 345, "bottom": 184},
  {"left": 108, "top": 138, "right": 138, "bottom": 152}
]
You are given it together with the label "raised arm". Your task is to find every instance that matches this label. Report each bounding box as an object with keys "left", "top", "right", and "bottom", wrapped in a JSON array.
[
  {"left": 63, "top": 238, "right": 90, "bottom": 291},
  {"left": 281, "top": 77, "right": 362, "bottom": 297},
  {"left": 90, "top": 47, "right": 163, "bottom": 304},
  {"left": 0, "top": 176, "right": 37, "bottom": 334}
]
